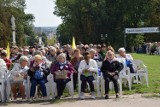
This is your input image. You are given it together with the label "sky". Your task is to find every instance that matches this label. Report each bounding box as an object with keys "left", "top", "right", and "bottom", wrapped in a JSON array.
[{"left": 25, "top": 0, "right": 62, "bottom": 27}]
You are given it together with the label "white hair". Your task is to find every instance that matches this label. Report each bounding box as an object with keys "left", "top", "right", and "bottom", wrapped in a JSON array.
[
  {"left": 118, "top": 48, "right": 126, "bottom": 52},
  {"left": 19, "top": 56, "right": 29, "bottom": 64},
  {"left": 57, "top": 53, "right": 66, "bottom": 61}
]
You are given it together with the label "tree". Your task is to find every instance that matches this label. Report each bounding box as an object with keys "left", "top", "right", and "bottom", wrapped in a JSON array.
[
  {"left": 0, "top": 0, "right": 36, "bottom": 47},
  {"left": 53, "top": 0, "right": 158, "bottom": 50}
]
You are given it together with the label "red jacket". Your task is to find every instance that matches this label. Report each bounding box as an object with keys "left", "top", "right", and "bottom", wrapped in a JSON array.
[{"left": 4, "top": 58, "right": 12, "bottom": 69}]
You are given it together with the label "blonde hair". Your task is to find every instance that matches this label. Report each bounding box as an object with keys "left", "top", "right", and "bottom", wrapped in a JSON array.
[
  {"left": 34, "top": 55, "right": 42, "bottom": 61},
  {"left": 105, "top": 50, "right": 115, "bottom": 60}
]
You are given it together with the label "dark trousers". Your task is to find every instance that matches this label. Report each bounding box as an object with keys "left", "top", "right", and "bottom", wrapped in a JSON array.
[
  {"left": 55, "top": 79, "right": 71, "bottom": 96},
  {"left": 104, "top": 75, "right": 119, "bottom": 94},
  {"left": 30, "top": 79, "right": 47, "bottom": 97},
  {"left": 73, "top": 73, "right": 78, "bottom": 90},
  {"left": 80, "top": 75, "right": 95, "bottom": 92},
  {"left": 127, "top": 64, "right": 135, "bottom": 73}
]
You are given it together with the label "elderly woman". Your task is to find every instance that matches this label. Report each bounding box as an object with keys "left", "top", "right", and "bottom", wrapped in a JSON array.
[
  {"left": 28, "top": 55, "right": 49, "bottom": 99},
  {"left": 50, "top": 53, "right": 74, "bottom": 99},
  {"left": 101, "top": 51, "right": 123, "bottom": 99},
  {"left": 78, "top": 52, "right": 98, "bottom": 99},
  {"left": 10, "top": 56, "right": 29, "bottom": 100},
  {"left": 47, "top": 47, "right": 57, "bottom": 62},
  {"left": 117, "top": 48, "right": 135, "bottom": 74},
  {"left": 70, "top": 49, "right": 84, "bottom": 89}
]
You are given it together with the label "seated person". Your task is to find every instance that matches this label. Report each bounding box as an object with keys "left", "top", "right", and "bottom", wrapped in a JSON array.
[
  {"left": 78, "top": 52, "right": 98, "bottom": 99},
  {"left": 70, "top": 49, "right": 84, "bottom": 90},
  {"left": 28, "top": 55, "right": 49, "bottom": 100},
  {"left": 10, "top": 56, "right": 29, "bottom": 100},
  {"left": 101, "top": 51, "right": 123, "bottom": 99},
  {"left": 1, "top": 50, "right": 12, "bottom": 70},
  {"left": 50, "top": 53, "right": 74, "bottom": 99},
  {"left": 117, "top": 48, "right": 135, "bottom": 74}
]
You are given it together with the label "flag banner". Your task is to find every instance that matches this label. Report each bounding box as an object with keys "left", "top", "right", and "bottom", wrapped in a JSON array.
[
  {"left": 6, "top": 42, "right": 10, "bottom": 58},
  {"left": 72, "top": 37, "right": 76, "bottom": 49}
]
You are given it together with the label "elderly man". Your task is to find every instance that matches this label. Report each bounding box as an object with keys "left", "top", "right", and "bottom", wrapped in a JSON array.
[{"left": 117, "top": 48, "right": 135, "bottom": 74}]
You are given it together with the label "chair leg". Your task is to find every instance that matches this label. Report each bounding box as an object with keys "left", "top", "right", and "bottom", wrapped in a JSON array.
[
  {"left": 78, "top": 81, "right": 81, "bottom": 98},
  {"left": 96, "top": 81, "right": 100, "bottom": 97},
  {"left": 128, "top": 77, "right": 132, "bottom": 90},
  {"left": 145, "top": 74, "right": 149, "bottom": 87},
  {"left": 118, "top": 80, "right": 122, "bottom": 96}
]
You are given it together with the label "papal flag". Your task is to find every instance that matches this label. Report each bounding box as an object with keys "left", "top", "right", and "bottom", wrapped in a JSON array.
[
  {"left": 6, "top": 42, "right": 10, "bottom": 58},
  {"left": 72, "top": 36, "right": 76, "bottom": 49}
]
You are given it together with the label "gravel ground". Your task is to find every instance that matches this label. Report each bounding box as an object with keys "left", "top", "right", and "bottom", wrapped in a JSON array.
[{"left": 1, "top": 94, "right": 160, "bottom": 107}]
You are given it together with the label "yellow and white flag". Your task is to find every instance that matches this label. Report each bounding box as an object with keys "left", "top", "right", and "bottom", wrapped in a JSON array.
[
  {"left": 6, "top": 42, "right": 10, "bottom": 58},
  {"left": 72, "top": 36, "right": 76, "bottom": 49}
]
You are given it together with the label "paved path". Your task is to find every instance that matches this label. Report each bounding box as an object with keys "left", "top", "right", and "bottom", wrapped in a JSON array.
[{"left": 1, "top": 94, "right": 160, "bottom": 107}]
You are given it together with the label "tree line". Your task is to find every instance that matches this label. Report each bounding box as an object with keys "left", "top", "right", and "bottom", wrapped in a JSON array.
[
  {"left": 0, "top": 0, "right": 37, "bottom": 47},
  {"left": 54, "top": 0, "right": 160, "bottom": 49}
]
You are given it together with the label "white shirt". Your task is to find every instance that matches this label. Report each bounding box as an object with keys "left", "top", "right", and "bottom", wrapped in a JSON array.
[
  {"left": 0, "top": 58, "right": 7, "bottom": 78},
  {"left": 78, "top": 59, "right": 98, "bottom": 75},
  {"left": 117, "top": 54, "right": 133, "bottom": 75}
]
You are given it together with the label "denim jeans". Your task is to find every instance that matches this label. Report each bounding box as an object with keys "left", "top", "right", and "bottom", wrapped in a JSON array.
[
  {"left": 30, "top": 79, "right": 47, "bottom": 97},
  {"left": 80, "top": 75, "right": 95, "bottom": 92}
]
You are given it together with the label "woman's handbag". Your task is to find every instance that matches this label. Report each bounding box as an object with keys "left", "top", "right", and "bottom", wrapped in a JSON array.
[
  {"left": 55, "top": 70, "right": 68, "bottom": 79},
  {"left": 13, "top": 74, "right": 24, "bottom": 82}
]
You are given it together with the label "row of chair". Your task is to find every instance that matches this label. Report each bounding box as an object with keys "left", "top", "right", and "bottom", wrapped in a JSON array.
[{"left": 0, "top": 59, "right": 149, "bottom": 102}]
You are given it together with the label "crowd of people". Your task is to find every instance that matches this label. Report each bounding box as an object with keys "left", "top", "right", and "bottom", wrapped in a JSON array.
[
  {"left": 137, "top": 42, "right": 160, "bottom": 55},
  {"left": 0, "top": 43, "right": 136, "bottom": 102}
]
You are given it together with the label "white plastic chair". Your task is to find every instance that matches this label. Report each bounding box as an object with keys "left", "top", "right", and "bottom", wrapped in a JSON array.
[
  {"left": 119, "top": 68, "right": 132, "bottom": 90},
  {"left": 26, "top": 75, "right": 52, "bottom": 99},
  {"left": 78, "top": 72, "right": 101, "bottom": 98},
  {"left": 132, "top": 60, "right": 149, "bottom": 87},
  {"left": 50, "top": 73, "right": 74, "bottom": 98},
  {"left": 117, "top": 58, "right": 132, "bottom": 90},
  {"left": 0, "top": 68, "right": 7, "bottom": 102},
  {"left": 0, "top": 78, "right": 5, "bottom": 102},
  {"left": 100, "top": 73, "right": 122, "bottom": 96}
]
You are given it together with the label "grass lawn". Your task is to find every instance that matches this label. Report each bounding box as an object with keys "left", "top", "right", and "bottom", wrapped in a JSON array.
[{"left": 122, "top": 53, "right": 160, "bottom": 95}]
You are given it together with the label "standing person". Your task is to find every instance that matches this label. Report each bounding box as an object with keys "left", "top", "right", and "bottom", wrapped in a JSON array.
[
  {"left": 70, "top": 49, "right": 84, "bottom": 89},
  {"left": 78, "top": 52, "right": 98, "bottom": 99},
  {"left": 101, "top": 51, "right": 123, "bottom": 99},
  {"left": 50, "top": 53, "right": 74, "bottom": 99},
  {"left": 28, "top": 55, "right": 49, "bottom": 100}
]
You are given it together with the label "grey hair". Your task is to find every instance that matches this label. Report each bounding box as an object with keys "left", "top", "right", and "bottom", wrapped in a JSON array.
[
  {"left": 118, "top": 48, "right": 126, "bottom": 52},
  {"left": 57, "top": 53, "right": 66, "bottom": 61},
  {"left": 19, "top": 56, "right": 29, "bottom": 64}
]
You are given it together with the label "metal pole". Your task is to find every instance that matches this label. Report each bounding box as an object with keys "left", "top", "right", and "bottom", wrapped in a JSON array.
[{"left": 124, "top": 34, "right": 127, "bottom": 49}]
